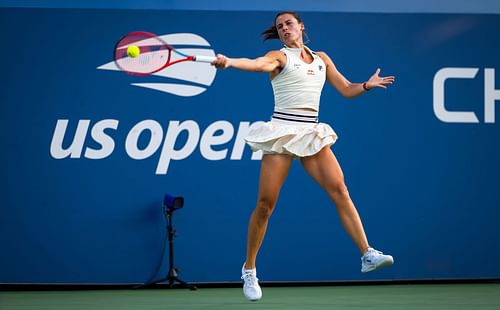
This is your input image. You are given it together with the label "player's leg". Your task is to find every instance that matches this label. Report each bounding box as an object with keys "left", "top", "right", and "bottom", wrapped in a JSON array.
[
  {"left": 300, "top": 147, "right": 393, "bottom": 272},
  {"left": 300, "top": 147, "right": 369, "bottom": 253},
  {"left": 245, "top": 153, "right": 293, "bottom": 268},
  {"left": 242, "top": 153, "right": 293, "bottom": 301}
]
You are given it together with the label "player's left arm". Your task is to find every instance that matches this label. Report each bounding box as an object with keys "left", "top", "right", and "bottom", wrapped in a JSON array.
[{"left": 317, "top": 51, "right": 395, "bottom": 98}]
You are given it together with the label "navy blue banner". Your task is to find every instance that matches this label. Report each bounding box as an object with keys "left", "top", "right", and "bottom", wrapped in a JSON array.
[
  {"left": 2, "top": 0, "right": 500, "bottom": 14},
  {"left": 1, "top": 8, "right": 499, "bottom": 283}
]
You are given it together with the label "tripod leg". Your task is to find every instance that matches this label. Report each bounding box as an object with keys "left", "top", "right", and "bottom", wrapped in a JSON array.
[
  {"left": 172, "top": 277, "right": 197, "bottom": 290},
  {"left": 167, "top": 270, "right": 197, "bottom": 290}
]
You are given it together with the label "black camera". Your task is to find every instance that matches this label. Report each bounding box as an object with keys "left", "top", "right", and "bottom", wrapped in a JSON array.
[{"left": 163, "top": 193, "right": 184, "bottom": 211}]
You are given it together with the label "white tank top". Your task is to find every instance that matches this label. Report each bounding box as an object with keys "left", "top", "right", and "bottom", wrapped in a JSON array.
[{"left": 271, "top": 46, "right": 326, "bottom": 113}]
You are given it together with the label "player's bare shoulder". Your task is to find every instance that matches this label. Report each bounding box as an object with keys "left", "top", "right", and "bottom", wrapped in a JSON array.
[
  {"left": 316, "top": 51, "right": 332, "bottom": 64},
  {"left": 265, "top": 50, "right": 287, "bottom": 67},
  {"left": 316, "top": 51, "right": 338, "bottom": 72}
]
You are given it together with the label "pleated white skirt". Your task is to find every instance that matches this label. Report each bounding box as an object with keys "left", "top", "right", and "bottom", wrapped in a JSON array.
[{"left": 245, "top": 118, "right": 338, "bottom": 158}]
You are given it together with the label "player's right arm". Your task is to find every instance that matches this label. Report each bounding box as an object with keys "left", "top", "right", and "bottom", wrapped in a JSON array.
[{"left": 212, "top": 50, "right": 286, "bottom": 73}]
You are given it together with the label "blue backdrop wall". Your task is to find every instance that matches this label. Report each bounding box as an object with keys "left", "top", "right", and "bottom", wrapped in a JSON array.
[{"left": 1, "top": 5, "right": 499, "bottom": 284}]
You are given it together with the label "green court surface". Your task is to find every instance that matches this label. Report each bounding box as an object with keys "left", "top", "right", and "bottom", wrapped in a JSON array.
[{"left": 1, "top": 284, "right": 499, "bottom": 310}]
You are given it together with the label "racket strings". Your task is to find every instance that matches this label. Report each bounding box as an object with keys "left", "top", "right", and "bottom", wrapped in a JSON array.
[{"left": 114, "top": 32, "right": 173, "bottom": 75}]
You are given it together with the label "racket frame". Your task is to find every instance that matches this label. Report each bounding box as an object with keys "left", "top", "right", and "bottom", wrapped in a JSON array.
[{"left": 114, "top": 31, "right": 212, "bottom": 76}]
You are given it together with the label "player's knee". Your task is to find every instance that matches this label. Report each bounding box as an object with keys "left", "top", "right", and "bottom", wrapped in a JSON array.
[
  {"left": 255, "top": 197, "right": 276, "bottom": 218},
  {"left": 329, "top": 182, "right": 350, "bottom": 201}
]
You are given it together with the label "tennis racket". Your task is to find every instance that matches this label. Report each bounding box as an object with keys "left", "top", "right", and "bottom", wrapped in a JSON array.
[{"left": 114, "top": 31, "right": 216, "bottom": 76}]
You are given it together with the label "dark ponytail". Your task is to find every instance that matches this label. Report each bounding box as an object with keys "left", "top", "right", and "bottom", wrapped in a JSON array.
[
  {"left": 261, "top": 11, "right": 304, "bottom": 41},
  {"left": 261, "top": 25, "right": 279, "bottom": 41}
]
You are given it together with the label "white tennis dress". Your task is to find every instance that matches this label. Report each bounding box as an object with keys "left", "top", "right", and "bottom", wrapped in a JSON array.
[{"left": 245, "top": 46, "right": 338, "bottom": 157}]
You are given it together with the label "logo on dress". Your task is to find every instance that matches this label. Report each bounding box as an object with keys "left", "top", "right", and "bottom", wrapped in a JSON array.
[
  {"left": 307, "top": 69, "right": 315, "bottom": 75},
  {"left": 318, "top": 64, "right": 324, "bottom": 71}
]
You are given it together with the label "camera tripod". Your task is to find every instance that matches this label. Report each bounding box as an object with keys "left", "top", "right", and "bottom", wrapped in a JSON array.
[
  {"left": 138, "top": 207, "right": 196, "bottom": 290},
  {"left": 156, "top": 208, "right": 196, "bottom": 290},
  {"left": 160, "top": 208, "right": 197, "bottom": 290}
]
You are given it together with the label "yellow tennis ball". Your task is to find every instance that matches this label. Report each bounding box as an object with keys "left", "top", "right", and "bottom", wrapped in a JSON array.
[{"left": 127, "top": 45, "right": 140, "bottom": 58}]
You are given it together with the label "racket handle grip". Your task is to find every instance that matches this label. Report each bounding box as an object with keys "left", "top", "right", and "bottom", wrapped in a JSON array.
[{"left": 193, "top": 55, "right": 216, "bottom": 63}]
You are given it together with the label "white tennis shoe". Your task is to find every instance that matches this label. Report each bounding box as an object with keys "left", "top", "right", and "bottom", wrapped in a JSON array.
[
  {"left": 241, "top": 264, "right": 262, "bottom": 301},
  {"left": 361, "top": 248, "right": 394, "bottom": 273}
]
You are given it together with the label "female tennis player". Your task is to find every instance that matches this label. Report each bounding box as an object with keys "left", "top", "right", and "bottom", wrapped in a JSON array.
[{"left": 212, "top": 11, "right": 395, "bottom": 301}]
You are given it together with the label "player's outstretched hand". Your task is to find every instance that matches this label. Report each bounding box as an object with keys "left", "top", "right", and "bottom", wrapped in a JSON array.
[
  {"left": 212, "top": 54, "right": 230, "bottom": 69},
  {"left": 365, "top": 68, "right": 395, "bottom": 90}
]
